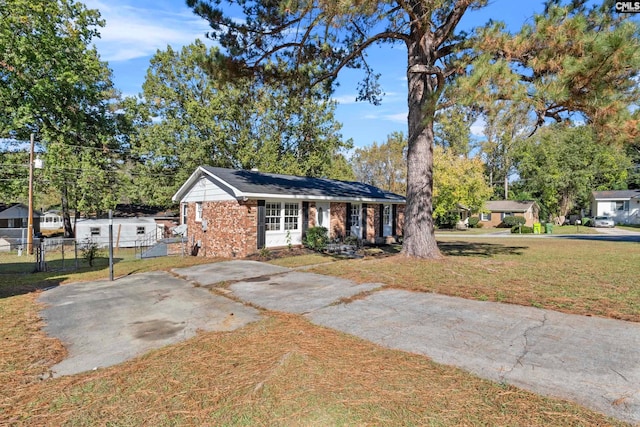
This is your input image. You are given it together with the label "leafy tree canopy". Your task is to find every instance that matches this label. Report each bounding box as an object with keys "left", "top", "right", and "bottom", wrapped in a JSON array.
[
  {"left": 513, "top": 124, "right": 631, "bottom": 221},
  {"left": 1, "top": 0, "right": 121, "bottom": 236},
  {"left": 124, "top": 41, "right": 353, "bottom": 206}
]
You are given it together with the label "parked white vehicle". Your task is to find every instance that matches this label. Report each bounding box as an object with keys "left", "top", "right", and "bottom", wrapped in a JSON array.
[{"left": 592, "top": 216, "right": 615, "bottom": 228}]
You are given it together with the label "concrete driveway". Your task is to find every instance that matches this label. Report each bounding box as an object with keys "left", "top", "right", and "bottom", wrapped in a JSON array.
[
  {"left": 39, "top": 270, "right": 261, "bottom": 377},
  {"left": 38, "top": 260, "right": 640, "bottom": 424}
]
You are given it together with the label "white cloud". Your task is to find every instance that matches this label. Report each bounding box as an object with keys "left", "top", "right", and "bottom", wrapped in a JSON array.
[
  {"left": 363, "top": 111, "right": 407, "bottom": 124},
  {"left": 332, "top": 95, "right": 360, "bottom": 105},
  {"left": 383, "top": 112, "right": 407, "bottom": 123},
  {"left": 85, "top": 1, "right": 215, "bottom": 61}
]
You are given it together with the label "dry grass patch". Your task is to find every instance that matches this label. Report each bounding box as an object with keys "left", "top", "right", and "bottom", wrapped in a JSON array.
[
  {"left": 268, "top": 253, "right": 337, "bottom": 268},
  {"left": 311, "top": 237, "right": 640, "bottom": 321},
  {"left": 1, "top": 313, "right": 624, "bottom": 426}
]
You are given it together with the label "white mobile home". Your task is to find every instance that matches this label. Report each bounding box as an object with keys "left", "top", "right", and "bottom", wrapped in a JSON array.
[
  {"left": 75, "top": 218, "right": 163, "bottom": 248},
  {"left": 591, "top": 190, "right": 640, "bottom": 225}
]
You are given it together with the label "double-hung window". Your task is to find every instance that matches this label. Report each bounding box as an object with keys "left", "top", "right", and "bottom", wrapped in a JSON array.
[
  {"left": 265, "top": 202, "right": 300, "bottom": 231},
  {"left": 284, "top": 203, "right": 299, "bottom": 230},
  {"left": 195, "top": 202, "right": 203, "bottom": 222},
  {"left": 383, "top": 205, "right": 391, "bottom": 226},
  {"left": 350, "top": 204, "right": 361, "bottom": 228},
  {"left": 265, "top": 202, "right": 281, "bottom": 231}
]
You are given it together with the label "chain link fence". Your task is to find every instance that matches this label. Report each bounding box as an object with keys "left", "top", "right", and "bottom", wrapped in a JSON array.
[{"left": 0, "top": 238, "right": 82, "bottom": 274}]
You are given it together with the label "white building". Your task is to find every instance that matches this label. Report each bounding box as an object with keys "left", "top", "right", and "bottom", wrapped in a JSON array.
[
  {"left": 75, "top": 217, "right": 163, "bottom": 248},
  {"left": 591, "top": 190, "right": 640, "bottom": 224}
]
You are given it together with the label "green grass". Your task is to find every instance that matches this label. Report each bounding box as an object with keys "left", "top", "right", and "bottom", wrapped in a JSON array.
[{"left": 311, "top": 236, "right": 640, "bottom": 321}]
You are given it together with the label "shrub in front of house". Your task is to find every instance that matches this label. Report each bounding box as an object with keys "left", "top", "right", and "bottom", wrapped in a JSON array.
[
  {"left": 511, "top": 225, "right": 533, "bottom": 234},
  {"left": 468, "top": 217, "right": 480, "bottom": 228},
  {"left": 502, "top": 215, "right": 526, "bottom": 228},
  {"left": 303, "top": 226, "right": 329, "bottom": 251}
]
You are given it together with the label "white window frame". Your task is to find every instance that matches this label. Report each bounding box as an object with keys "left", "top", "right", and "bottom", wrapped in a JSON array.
[
  {"left": 136, "top": 226, "right": 145, "bottom": 235},
  {"left": 182, "top": 203, "right": 188, "bottom": 225},
  {"left": 195, "top": 202, "right": 203, "bottom": 222},
  {"left": 284, "top": 203, "right": 299, "bottom": 231},
  {"left": 383, "top": 205, "right": 392, "bottom": 227},
  {"left": 480, "top": 213, "right": 490, "bottom": 221},
  {"left": 350, "top": 204, "right": 361, "bottom": 228},
  {"left": 90, "top": 227, "right": 101, "bottom": 236},
  {"left": 265, "top": 202, "right": 282, "bottom": 231}
]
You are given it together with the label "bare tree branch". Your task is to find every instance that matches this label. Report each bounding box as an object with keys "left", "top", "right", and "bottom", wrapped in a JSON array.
[{"left": 434, "top": 0, "right": 473, "bottom": 47}]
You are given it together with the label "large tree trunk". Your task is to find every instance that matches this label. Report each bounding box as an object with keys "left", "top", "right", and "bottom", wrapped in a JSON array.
[
  {"left": 401, "top": 35, "right": 442, "bottom": 259},
  {"left": 61, "top": 185, "right": 73, "bottom": 238}
]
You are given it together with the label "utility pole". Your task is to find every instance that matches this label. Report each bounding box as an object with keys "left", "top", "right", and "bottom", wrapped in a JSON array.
[
  {"left": 27, "top": 133, "right": 35, "bottom": 255},
  {"left": 26, "top": 133, "right": 43, "bottom": 255}
]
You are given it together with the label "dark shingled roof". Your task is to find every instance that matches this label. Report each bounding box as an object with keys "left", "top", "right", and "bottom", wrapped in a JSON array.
[
  {"left": 592, "top": 190, "right": 640, "bottom": 199},
  {"left": 201, "top": 166, "right": 406, "bottom": 202}
]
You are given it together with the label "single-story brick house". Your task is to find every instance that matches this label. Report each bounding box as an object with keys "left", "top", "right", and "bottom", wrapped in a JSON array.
[
  {"left": 590, "top": 190, "right": 640, "bottom": 224},
  {"left": 479, "top": 200, "right": 539, "bottom": 227},
  {"left": 172, "top": 167, "right": 406, "bottom": 258}
]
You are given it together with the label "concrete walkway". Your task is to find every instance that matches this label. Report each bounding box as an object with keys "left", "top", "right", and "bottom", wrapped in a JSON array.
[{"left": 38, "top": 260, "right": 640, "bottom": 424}]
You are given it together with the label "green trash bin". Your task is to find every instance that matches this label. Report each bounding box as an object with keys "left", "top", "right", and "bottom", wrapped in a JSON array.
[
  {"left": 545, "top": 223, "right": 553, "bottom": 234},
  {"left": 533, "top": 223, "right": 541, "bottom": 234}
]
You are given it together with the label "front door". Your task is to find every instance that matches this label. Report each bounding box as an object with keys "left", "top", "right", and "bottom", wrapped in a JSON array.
[{"left": 316, "top": 202, "right": 330, "bottom": 229}]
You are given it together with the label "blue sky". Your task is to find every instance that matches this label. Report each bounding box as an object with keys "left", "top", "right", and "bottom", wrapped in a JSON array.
[{"left": 83, "top": 0, "right": 568, "bottom": 149}]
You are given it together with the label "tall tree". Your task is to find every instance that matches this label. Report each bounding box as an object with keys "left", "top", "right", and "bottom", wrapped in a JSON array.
[
  {"left": 480, "top": 101, "right": 534, "bottom": 200},
  {"left": 513, "top": 124, "right": 631, "bottom": 222},
  {"left": 432, "top": 145, "right": 492, "bottom": 226},
  {"left": 0, "top": 0, "right": 120, "bottom": 236},
  {"left": 434, "top": 105, "right": 477, "bottom": 158},
  {"left": 187, "top": 0, "right": 640, "bottom": 258},
  {"left": 126, "top": 41, "right": 352, "bottom": 206},
  {"left": 351, "top": 132, "right": 407, "bottom": 195}
]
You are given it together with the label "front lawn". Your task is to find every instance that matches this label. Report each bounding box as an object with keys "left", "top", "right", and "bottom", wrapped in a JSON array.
[
  {"left": 0, "top": 238, "right": 635, "bottom": 425},
  {"left": 310, "top": 237, "right": 640, "bottom": 321}
]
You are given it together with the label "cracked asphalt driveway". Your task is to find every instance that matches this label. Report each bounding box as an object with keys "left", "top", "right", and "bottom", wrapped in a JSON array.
[{"left": 306, "top": 290, "right": 640, "bottom": 425}]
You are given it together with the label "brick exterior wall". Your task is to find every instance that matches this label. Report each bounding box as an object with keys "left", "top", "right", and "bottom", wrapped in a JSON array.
[
  {"left": 396, "top": 204, "right": 405, "bottom": 236},
  {"left": 309, "top": 203, "right": 317, "bottom": 228},
  {"left": 185, "top": 200, "right": 257, "bottom": 258},
  {"left": 182, "top": 199, "right": 406, "bottom": 258},
  {"left": 364, "top": 204, "right": 377, "bottom": 242},
  {"left": 480, "top": 211, "right": 535, "bottom": 228},
  {"left": 330, "top": 202, "right": 347, "bottom": 239}
]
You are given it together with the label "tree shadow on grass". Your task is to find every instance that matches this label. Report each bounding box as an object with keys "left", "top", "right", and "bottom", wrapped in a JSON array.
[
  {"left": 438, "top": 240, "right": 528, "bottom": 257},
  {"left": 0, "top": 256, "right": 124, "bottom": 299}
]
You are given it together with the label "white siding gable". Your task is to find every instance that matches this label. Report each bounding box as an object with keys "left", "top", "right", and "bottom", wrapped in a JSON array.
[{"left": 182, "top": 176, "right": 235, "bottom": 203}]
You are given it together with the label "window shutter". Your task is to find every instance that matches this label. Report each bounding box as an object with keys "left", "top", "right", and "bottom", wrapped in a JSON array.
[
  {"left": 362, "top": 203, "right": 368, "bottom": 240},
  {"left": 302, "top": 202, "right": 309, "bottom": 235},
  {"left": 345, "top": 203, "right": 352, "bottom": 238},
  {"left": 257, "top": 200, "right": 266, "bottom": 249},
  {"left": 378, "top": 204, "right": 384, "bottom": 237},
  {"left": 391, "top": 204, "right": 397, "bottom": 235}
]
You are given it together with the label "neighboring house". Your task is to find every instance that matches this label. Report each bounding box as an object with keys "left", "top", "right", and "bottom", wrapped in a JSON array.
[
  {"left": 112, "top": 204, "right": 180, "bottom": 238},
  {"left": 0, "top": 203, "right": 40, "bottom": 238},
  {"left": 590, "top": 190, "right": 640, "bottom": 225},
  {"left": 40, "top": 210, "right": 65, "bottom": 230},
  {"left": 479, "top": 200, "right": 539, "bottom": 227},
  {"left": 75, "top": 217, "right": 163, "bottom": 248},
  {"left": 172, "top": 166, "right": 406, "bottom": 258}
]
